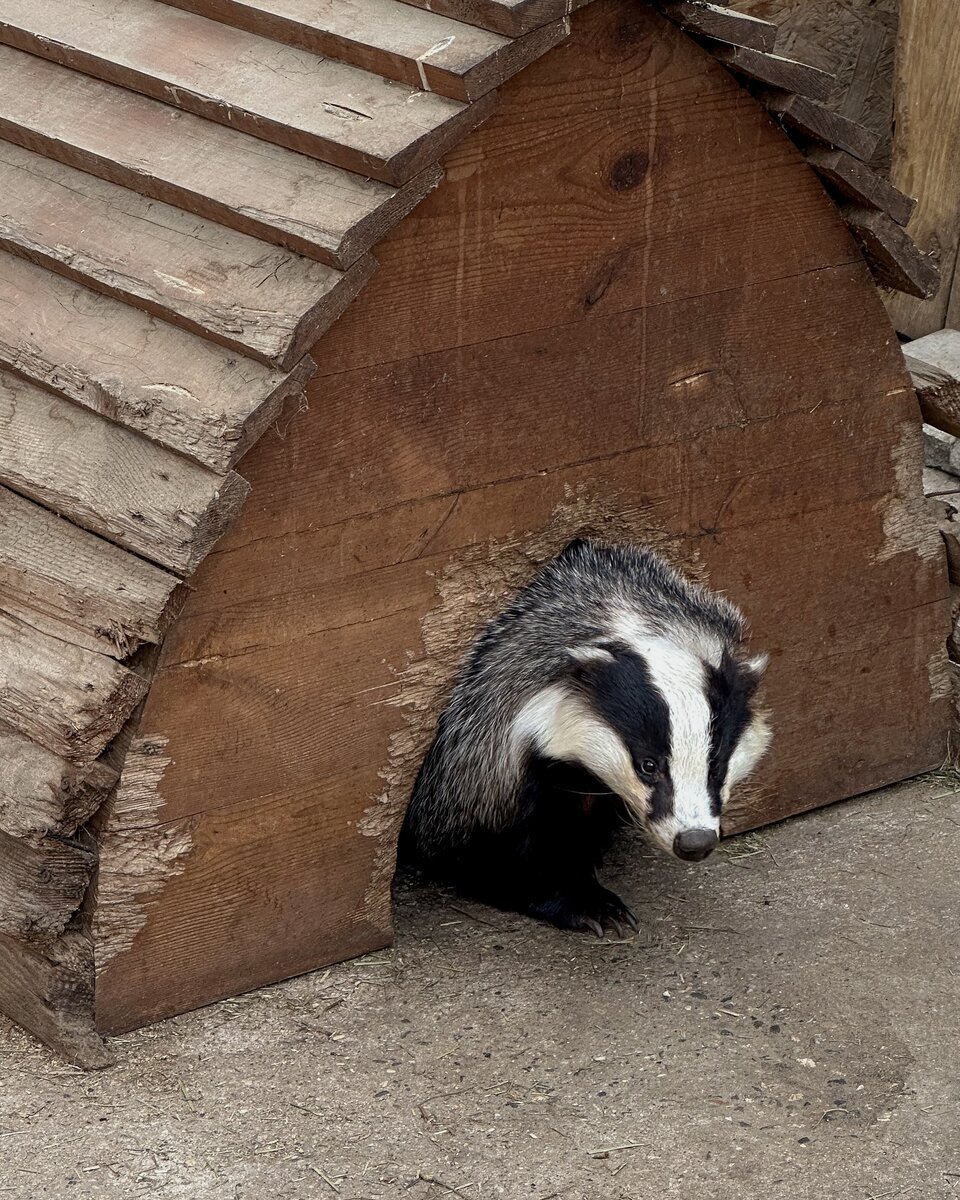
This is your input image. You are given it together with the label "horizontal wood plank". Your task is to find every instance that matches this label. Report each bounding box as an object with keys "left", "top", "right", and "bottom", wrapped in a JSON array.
[
  {"left": 761, "top": 90, "right": 880, "bottom": 159},
  {"left": 394, "top": 0, "right": 586, "bottom": 38},
  {"left": 0, "top": 253, "right": 314, "bottom": 474},
  {"left": 905, "top": 329, "right": 960, "bottom": 436},
  {"left": 160, "top": 0, "right": 567, "bottom": 102},
  {"left": 0, "top": 829, "right": 96, "bottom": 939},
  {"left": 806, "top": 147, "right": 917, "bottom": 227},
  {"left": 711, "top": 43, "right": 834, "bottom": 102},
  {"left": 0, "top": 46, "right": 440, "bottom": 270},
  {"left": 658, "top": 1, "right": 777, "bottom": 50},
  {"left": 0, "top": 486, "right": 184, "bottom": 659},
  {"left": 0, "top": 0, "right": 492, "bottom": 185},
  {"left": 0, "top": 370, "right": 250, "bottom": 576},
  {"left": 0, "top": 611, "right": 148, "bottom": 765},
  {"left": 0, "top": 725, "right": 117, "bottom": 840},
  {"left": 0, "top": 142, "right": 373, "bottom": 371},
  {"left": 843, "top": 205, "right": 941, "bottom": 298}
]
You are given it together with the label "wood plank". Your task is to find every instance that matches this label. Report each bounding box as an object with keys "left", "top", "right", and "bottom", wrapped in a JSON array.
[
  {"left": 0, "top": 142, "right": 373, "bottom": 372},
  {"left": 0, "top": 927, "right": 112, "bottom": 1068},
  {"left": 806, "top": 147, "right": 916, "bottom": 227},
  {"left": 659, "top": 1, "right": 777, "bottom": 51},
  {"left": 761, "top": 90, "right": 880, "bottom": 159},
  {"left": 394, "top": 0, "right": 586, "bottom": 38},
  {"left": 0, "top": 46, "right": 440, "bottom": 271},
  {"left": 160, "top": 0, "right": 567, "bottom": 102},
  {"left": 0, "top": 486, "right": 184, "bottom": 660},
  {"left": 0, "top": 370, "right": 250, "bottom": 577},
  {"left": 711, "top": 44, "right": 834, "bottom": 102},
  {"left": 884, "top": 0, "right": 960, "bottom": 337},
  {"left": 0, "top": 829, "right": 96, "bottom": 939},
  {"left": 842, "top": 205, "right": 941, "bottom": 298},
  {"left": 0, "top": 0, "right": 493, "bottom": 186},
  {"left": 0, "top": 253, "right": 314, "bottom": 474},
  {"left": 0, "top": 610, "right": 148, "bottom": 765},
  {"left": 0, "top": 726, "right": 117, "bottom": 840},
  {"left": 905, "top": 329, "right": 960, "bottom": 436}
]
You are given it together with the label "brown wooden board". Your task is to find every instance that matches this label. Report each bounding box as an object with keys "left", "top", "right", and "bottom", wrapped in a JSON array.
[
  {"left": 843, "top": 205, "right": 941, "bottom": 298},
  {"left": 761, "top": 90, "right": 880, "bottom": 159},
  {"left": 0, "top": 370, "right": 249, "bottom": 576},
  {"left": 711, "top": 44, "right": 833, "bottom": 102},
  {"left": 0, "top": 0, "right": 493, "bottom": 185},
  {"left": 659, "top": 0, "right": 777, "bottom": 50},
  {"left": 94, "top": 1, "right": 948, "bottom": 1035},
  {"left": 0, "top": 47, "right": 442, "bottom": 271},
  {"left": 0, "top": 486, "right": 184, "bottom": 660},
  {"left": 0, "top": 142, "right": 372, "bottom": 371},
  {"left": 160, "top": 0, "right": 567, "bottom": 101},
  {"left": 0, "top": 253, "right": 314, "bottom": 474},
  {"left": 806, "top": 147, "right": 916, "bottom": 227},
  {"left": 393, "top": 0, "right": 588, "bottom": 37}
]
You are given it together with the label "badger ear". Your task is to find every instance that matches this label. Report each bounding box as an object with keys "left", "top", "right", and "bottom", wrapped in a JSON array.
[
  {"left": 558, "top": 537, "right": 589, "bottom": 559},
  {"left": 567, "top": 643, "right": 617, "bottom": 670},
  {"left": 743, "top": 652, "right": 769, "bottom": 695}
]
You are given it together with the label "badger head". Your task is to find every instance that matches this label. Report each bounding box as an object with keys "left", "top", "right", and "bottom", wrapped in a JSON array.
[{"left": 512, "top": 633, "right": 771, "bottom": 862}]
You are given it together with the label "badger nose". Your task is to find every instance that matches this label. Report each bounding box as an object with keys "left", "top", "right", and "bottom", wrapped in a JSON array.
[{"left": 673, "top": 829, "right": 719, "bottom": 862}]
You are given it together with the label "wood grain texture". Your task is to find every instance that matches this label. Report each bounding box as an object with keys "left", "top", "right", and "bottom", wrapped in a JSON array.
[
  {"left": 884, "top": 0, "right": 960, "bottom": 337},
  {"left": 160, "top": 0, "right": 567, "bottom": 101},
  {"left": 0, "top": 142, "right": 372, "bottom": 371},
  {"left": 0, "top": 253, "right": 314, "bottom": 474},
  {"left": 0, "top": 927, "right": 112, "bottom": 1068},
  {"left": 806, "top": 147, "right": 916, "bottom": 227},
  {"left": 0, "top": 829, "right": 96, "bottom": 939},
  {"left": 760, "top": 90, "right": 880, "bottom": 159},
  {"left": 393, "top": 0, "right": 588, "bottom": 38},
  {"left": 0, "top": 0, "right": 493, "bottom": 185},
  {"left": 0, "top": 486, "right": 183, "bottom": 659},
  {"left": 0, "top": 726, "right": 117, "bottom": 840},
  {"left": 711, "top": 44, "right": 833, "bottom": 101},
  {"left": 905, "top": 329, "right": 960, "bottom": 437},
  {"left": 843, "top": 205, "right": 940, "bottom": 298},
  {"left": 659, "top": 1, "right": 777, "bottom": 50},
  {"left": 0, "top": 610, "right": 148, "bottom": 766},
  {"left": 0, "top": 370, "right": 250, "bottom": 576},
  {"left": 0, "top": 47, "right": 441, "bottom": 272},
  {"left": 95, "top": 1, "right": 947, "bottom": 1036}
]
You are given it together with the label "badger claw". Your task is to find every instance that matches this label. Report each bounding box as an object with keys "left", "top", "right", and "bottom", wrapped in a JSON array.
[{"left": 526, "top": 884, "right": 639, "bottom": 939}]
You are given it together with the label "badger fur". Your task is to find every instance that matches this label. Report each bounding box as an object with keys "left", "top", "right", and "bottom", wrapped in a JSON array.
[{"left": 399, "top": 539, "right": 771, "bottom": 936}]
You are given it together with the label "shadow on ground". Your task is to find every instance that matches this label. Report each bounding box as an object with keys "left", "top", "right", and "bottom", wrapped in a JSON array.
[{"left": 1, "top": 775, "right": 959, "bottom": 1199}]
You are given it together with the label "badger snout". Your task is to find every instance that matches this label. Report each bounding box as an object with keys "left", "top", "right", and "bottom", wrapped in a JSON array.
[{"left": 672, "top": 828, "right": 719, "bottom": 862}]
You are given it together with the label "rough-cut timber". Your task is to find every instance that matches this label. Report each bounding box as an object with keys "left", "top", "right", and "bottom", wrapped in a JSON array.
[
  {"left": 906, "top": 329, "right": 960, "bottom": 437},
  {"left": 843, "top": 205, "right": 941, "bottom": 299},
  {"left": 394, "top": 0, "right": 587, "bottom": 37},
  {"left": 0, "top": 727, "right": 117, "bottom": 840},
  {"left": 0, "top": 371, "right": 250, "bottom": 576},
  {"left": 0, "top": 254, "right": 315, "bottom": 474},
  {"left": 0, "top": 829, "right": 96, "bottom": 939},
  {"left": 806, "top": 147, "right": 916, "bottom": 227},
  {"left": 659, "top": 0, "right": 777, "bottom": 50},
  {"left": 0, "top": 0, "right": 494, "bottom": 185},
  {"left": 92, "top": 1, "right": 948, "bottom": 1038},
  {"left": 710, "top": 44, "right": 833, "bottom": 101},
  {"left": 761, "top": 90, "right": 880, "bottom": 159},
  {"left": 0, "top": 142, "right": 372, "bottom": 372},
  {"left": 0, "top": 486, "right": 184, "bottom": 659},
  {"left": 159, "top": 0, "right": 567, "bottom": 102},
  {"left": 0, "top": 47, "right": 441, "bottom": 270}
]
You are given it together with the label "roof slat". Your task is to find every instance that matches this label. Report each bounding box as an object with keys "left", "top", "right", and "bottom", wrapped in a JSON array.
[
  {"left": 0, "top": 0, "right": 492, "bottom": 184},
  {"left": 159, "top": 0, "right": 566, "bottom": 102},
  {"left": 656, "top": 1, "right": 777, "bottom": 51},
  {"left": 393, "top": 0, "right": 587, "bottom": 37},
  {"left": 0, "top": 369, "right": 250, "bottom": 577},
  {"left": 711, "top": 44, "right": 833, "bottom": 103},
  {"left": 0, "top": 142, "right": 372, "bottom": 371},
  {"left": 0, "top": 254, "right": 314, "bottom": 474},
  {"left": 0, "top": 46, "right": 440, "bottom": 270}
]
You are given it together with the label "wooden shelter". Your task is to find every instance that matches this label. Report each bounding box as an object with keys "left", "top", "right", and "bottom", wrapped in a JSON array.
[{"left": 0, "top": 0, "right": 949, "bottom": 1066}]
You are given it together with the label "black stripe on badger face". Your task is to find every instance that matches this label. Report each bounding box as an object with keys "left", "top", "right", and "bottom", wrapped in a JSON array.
[
  {"left": 571, "top": 643, "right": 675, "bottom": 822},
  {"left": 705, "top": 651, "right": 763, "bottom": 816}
]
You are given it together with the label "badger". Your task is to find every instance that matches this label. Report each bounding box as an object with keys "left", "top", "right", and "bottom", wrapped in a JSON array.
[{"left": 399, "top": 538, "right": 771, "bottom": 936}]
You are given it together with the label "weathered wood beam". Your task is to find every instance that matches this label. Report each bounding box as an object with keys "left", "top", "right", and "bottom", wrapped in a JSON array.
[
  {"left": 806, "top": 147, "right": 916, "bottom": 227},
  {"left": 658, "top": 1, "right": 777, "bottom": 51},
  {"left": 0, "top": 829, "right": 96, "bottom": 939},
  {"left": 905, "top": 329, "right": 960, "bottom": 436},
  {"left": 0, "top": 142, "right": 374, "bottom": 372},
  {"left": 711, "top": 43, "right": 833, "bottom": 102},
  {"left": 0, "top": 725, "right": 117, "bottom": 840},
  {"left": 0, "top": 46, "right": 441, "bottom": 271},
  {"left": 0, "top": 486, "right": 184, "bottom": 659},
  {"left": 843, "top": 206, "right": 940, "bottom": 299},
  {"left": 760, "top": 90, "right": 880, "bottom": 159},
  {"left": 0, "top": 370, "right": 250, "bottom": 576}
]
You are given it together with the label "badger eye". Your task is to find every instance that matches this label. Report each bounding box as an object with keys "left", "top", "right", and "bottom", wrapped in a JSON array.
[{"left": 638, "top": 758, "right": 659, "bottom": 779}]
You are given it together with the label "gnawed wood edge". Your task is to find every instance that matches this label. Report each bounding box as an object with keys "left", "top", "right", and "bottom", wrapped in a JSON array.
[
  {"left": 0, "top": 826, "right": 96, "bottom": 939},
  {"left": 875, "top": 418, "right": 947, "bottom": 564}
]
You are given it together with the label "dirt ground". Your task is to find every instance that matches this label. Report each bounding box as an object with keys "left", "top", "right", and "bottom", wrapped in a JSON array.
[{"left": 1, "top": 774, "right": 958, "bottom": 1200}]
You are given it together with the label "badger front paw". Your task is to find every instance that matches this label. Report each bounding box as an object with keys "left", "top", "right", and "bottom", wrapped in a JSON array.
[{"left": 526, "top": 883, "right": 639, "bottom": 938}]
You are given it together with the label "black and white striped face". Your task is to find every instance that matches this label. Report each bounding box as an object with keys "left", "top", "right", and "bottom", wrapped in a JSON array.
[{"left": 512, "top": 634, "right": 770, "bottom": 861}]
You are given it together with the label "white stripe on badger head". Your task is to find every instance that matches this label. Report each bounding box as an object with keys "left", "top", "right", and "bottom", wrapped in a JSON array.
[
  {"left": 509, "top": 684, "right": 650, "bottom": 808},
  {"left": 612, "top": 615, "right": 717, "bottom": 846}
]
